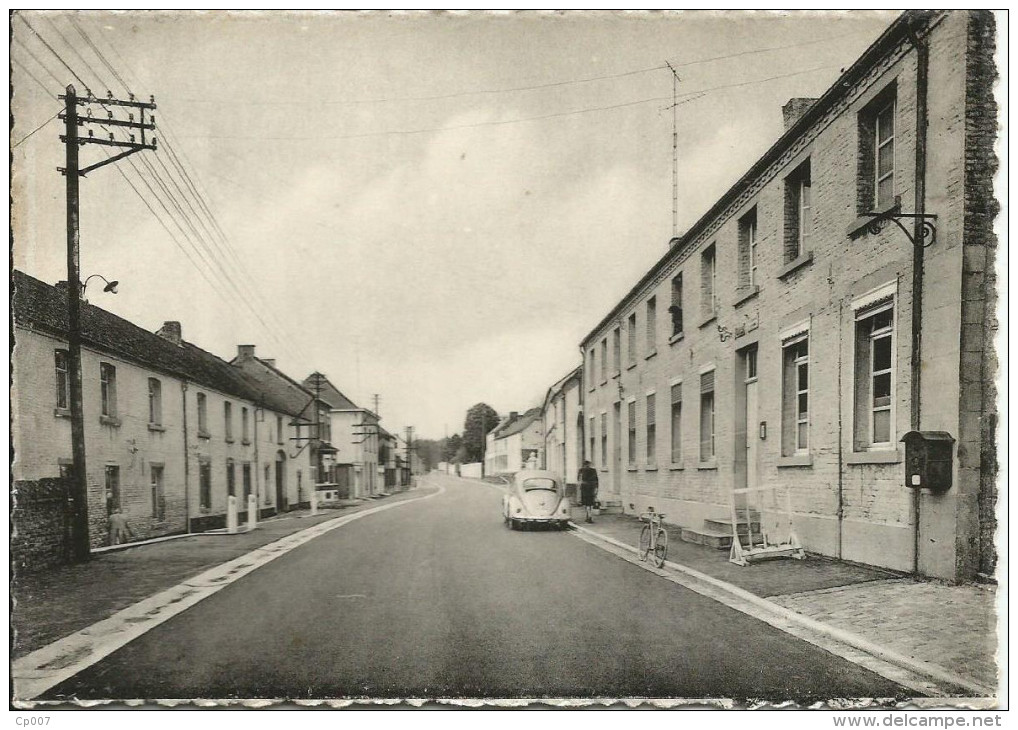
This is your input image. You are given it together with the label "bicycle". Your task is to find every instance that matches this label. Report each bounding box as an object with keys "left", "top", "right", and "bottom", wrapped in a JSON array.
[{"left": 638, "top": 506, "right": 668, "bottom": 568}]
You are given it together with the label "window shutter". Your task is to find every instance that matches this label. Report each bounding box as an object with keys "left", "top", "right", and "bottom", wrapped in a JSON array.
[
  {"left": 700, "top": 370, "right": 715, "bottom": 394},
  {"left": 646, "top": 394, "right": 656, "bottom": 425},
  {"left": 671, "top": 383, "right": 682, "bottom": 404}
]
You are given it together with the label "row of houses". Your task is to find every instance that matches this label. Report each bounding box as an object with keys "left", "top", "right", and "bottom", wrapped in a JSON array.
[
  {"left": 11, "top": 270, "right": 410, "bottom": 569},
  {"left": 525, "top": 11, "right": 996, "bottom": 583}
]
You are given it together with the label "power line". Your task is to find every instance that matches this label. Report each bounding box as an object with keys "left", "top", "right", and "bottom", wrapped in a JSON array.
[
  {"left": 15, "top": 14, "right": 88, "bottom": 88},
  {"left": 12, "top": 109, "right": 61, "bottom": 148},
  {"left": 12, "top": 37, "right": 64, "bottom": 88}
]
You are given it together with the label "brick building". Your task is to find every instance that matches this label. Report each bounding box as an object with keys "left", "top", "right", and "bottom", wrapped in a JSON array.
[
  {"left": 578, "top": 11, "right": 996, "bottom": 581},
  {"left": 12, "top": 271, "right": 321, "bottom": 553}
]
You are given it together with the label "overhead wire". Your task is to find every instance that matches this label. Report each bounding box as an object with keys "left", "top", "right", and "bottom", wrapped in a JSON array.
[{"left": 12, "top": 109, "right": 62, "bottom": 148}]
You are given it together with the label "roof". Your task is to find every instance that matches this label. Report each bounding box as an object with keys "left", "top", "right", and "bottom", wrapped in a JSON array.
[
  {"left": 542, "top": 366, "right": 582, "bottom": 409},
  {"left": 231, "top": 356, "right": 316, "bottom": 420},
  {"left": 495, "top": 407, "right": 543, "bottom": 439},
  {"left": 302, "top": 372, "right": 360, "bottom": 411},
  {"left": 12, "top": 270, "right": 262, "bottom": 404},
  {"left": 581, "top": 10, "right": 936, "bottom": 347}
]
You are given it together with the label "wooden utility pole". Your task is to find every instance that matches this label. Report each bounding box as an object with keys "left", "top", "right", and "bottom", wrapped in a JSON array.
[
  {"left": 59, "top": 84, "right": 156, "bottom": 561},
  {"left": 405, "top": 426, "right": 414, "bottom": 485}
]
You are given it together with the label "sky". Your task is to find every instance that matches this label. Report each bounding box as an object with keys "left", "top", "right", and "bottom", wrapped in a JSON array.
[{"left": 11, "top": 10, "right": 898, "bottom": 440}]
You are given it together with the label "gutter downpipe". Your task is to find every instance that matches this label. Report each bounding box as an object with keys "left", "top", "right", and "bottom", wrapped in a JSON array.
[
  {"left": 181, "top": 381, "right": 191, "bottom": 534},
  {"left": 907, "top": 16, "right": 929, "bottom": 577}
]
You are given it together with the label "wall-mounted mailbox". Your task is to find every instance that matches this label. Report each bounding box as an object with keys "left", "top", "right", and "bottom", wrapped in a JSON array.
[{"left": 900, "top": 431, "right": 955, "bottom": 492}]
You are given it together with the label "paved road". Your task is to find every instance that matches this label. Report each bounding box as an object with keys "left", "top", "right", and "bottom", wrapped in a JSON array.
[{"left": 44, "top": 474, "right": 908, "bottom": 701}]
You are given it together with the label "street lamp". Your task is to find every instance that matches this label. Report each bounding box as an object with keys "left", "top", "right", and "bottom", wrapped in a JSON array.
[{"left": 81, "top": 273, "right": 119, "bottom": 298}]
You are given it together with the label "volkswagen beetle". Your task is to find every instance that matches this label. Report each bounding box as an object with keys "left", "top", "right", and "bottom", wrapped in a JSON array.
[{"left": 502, "top": 469, "right": 571, "bottom": 530}]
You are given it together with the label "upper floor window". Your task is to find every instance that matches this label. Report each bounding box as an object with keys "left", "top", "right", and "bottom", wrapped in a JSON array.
[
  {"left": 669, "top": 274, "right": 683, "bottom": 337},
  {"left": 612, "top": 327, "right": 621, "bottom": 375},
  {"left": 587, "top": 348, "right": 596, "bottom": 390},
  {"left": 858, "top": 85, "right": 897, "bottom": 214},
  {"left": 645, "top": 296, "right": 657, "bottom": 353},
  {"left": 701, "top": 245, "right": 717, "bottom": 318},
  {"left": 600, "top": 338, "right": 608, "bottom": 382},
  {"left": 738, "top": 208, "right": 759, "bottom": 290},
  {"left": 148, "top": 378, "right": 162, "bottom": 426},
  {"left": 99, "top": 362, "right": 117, "bottom": 418},
  {"left": 277, "top": 415, "right": 284, "bottom": 445},
  {"left": 627, "top": 312, "right": 637, "bottom": 366},
  {"left": 785, "top": 159, "right": 812, "bottom": 263},
  {"left": 242, "top": 407, "right": 250, "bottom": 444},
  {"left": 224, "top": 402, "right": 234, "bottom": 441},
  {"left": 54, "top": 349, "right": 69, "bottom": 410},
  {"left": 645, "top": 393, "right": 656, "bottom": 465},
  {"left": 197, "top": 392, "right": 208, "bottom": 436}
]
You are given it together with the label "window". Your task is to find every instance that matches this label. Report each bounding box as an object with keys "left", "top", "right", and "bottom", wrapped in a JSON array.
[
  {"left": 782, "top": 336, "right": 809, "bottom": 455},
  {"left": 151, "top": 464, "right": 165, "bottom": 520},
  {"left": 785, "top": 160, "right": 812, "bottom": 262},
  {"left": 600, "top": 412, "right": 607, "bottom": 467},
  {"left": 100, "top": 362, "right": 117, "bottom": 418},
  {"left": 612, "top": 327, "right": 621, "bottom": 374},
  {"left": 670, "top": 382, "right": 682, "bottom": 463},
  {"left": 858, "top": 86, "right": 896, "bottom": 213},
  {"left": 277, "top": 415, "right": 284, "bottom": 445},
  {"left": 243, "top": 462, "right": 252, "bottom": 501},
  {"left": 646, "top": 393, "right": 656, "bottom": 464},
  {"left": 587, "top": 348, "right": 595, "bottom": 389},
  {"left": 739, "top": 209, "right": 758, "bottom": 289},
  {"left": 645, "top": 297, "right": 657, "bottom": 353},
  {"left": 199, "top": 461, "right": 211, "bottom": 509},
  {"left": 226, "top": 458, "right": 236, "bottom": 497},
  {"left": 105, "top": 464, "right": 120, "bottom": 516},
  {"left": 669, "top": 274, "right": 683, "bottom": 337},
  {"left": 854, "top": 304, "right": 895, "bottom": 449},
  {"left": 264, "top": 465, "right": 271, "bottom": 504},
  {"left": 55, "top": 350, "right": 69, "bottom": 409},
  {"left": 196, "top": 393, "right": 208, "bottom": 436},
  {"left": 224, "top": 402, "right": 233, "bottom": 441},
  {"left": 148, "top": 378, "right": 162, "bottom": 426},
  {"left": 600, "top": 338, "right": 608, "bottom": 382},
  {"left": 875, "top": 101, "right": 895, "bottom": 210},
  {"left": 701, "top": 245, "right": 717, "bottom": 318},
  {"left": 627, "top": 401, "right": 637, "bottom": 466},
  {"left": 627, "top": 312, "right": 637, "bottom": 365},
  {"left": 700, "top": 370, "right": 715, "bottom": 461},
  {"left": 589, "top": 416, "right": 596, "bottom": 465},
  {"left": 242, "top": 407, "right": 250, "bottom": 443}
]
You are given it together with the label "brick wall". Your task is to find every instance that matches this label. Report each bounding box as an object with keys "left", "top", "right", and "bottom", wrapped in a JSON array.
[{"left": 11, "top": 478, "right": 71, "bottom": 574}]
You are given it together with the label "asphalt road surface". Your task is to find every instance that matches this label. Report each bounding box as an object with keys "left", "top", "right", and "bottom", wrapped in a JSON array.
[{"left": 44, "top": 473, "right": 909, "bottom": 701}]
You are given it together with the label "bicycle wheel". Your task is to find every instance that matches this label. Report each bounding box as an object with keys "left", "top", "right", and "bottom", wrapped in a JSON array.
[
  {"left": 639, "top": 524, "right": 651, "bottom": 561},
  {"left": 654, "top": 528, "right": 668, "bottom": 567}
]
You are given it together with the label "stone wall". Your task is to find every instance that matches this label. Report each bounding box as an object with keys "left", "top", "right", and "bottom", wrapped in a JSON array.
[{"left": 12, "top": 478, "right": 71, "bottom": 574}]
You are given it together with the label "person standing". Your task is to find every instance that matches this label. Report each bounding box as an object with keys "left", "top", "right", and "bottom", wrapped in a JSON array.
[
  {"left": 108, "top": 508, "right": 134, "bottom": 546},
  {"left": 577, "top": 460, "right": 599, "bottom": 523}
]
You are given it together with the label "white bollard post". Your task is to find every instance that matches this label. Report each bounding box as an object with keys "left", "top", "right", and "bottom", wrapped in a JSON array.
[
  {"left": 247, "top": 494, "right": 257, "bottom": 531},
  {"left": 310, "top": 489, "right": 318, "bottom": 516},
  {"left": 226, "top": 495, "right": 238, "bottom": 534}
]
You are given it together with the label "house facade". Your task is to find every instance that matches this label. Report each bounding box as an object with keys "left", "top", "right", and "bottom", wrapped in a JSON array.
[
  {"left": 485, "top": 408, "right": 544, "bottom": 476},
  {"left": 542, "top": 367, "right": 583, "bottom": 493},
  {"left": 307, "top": 374, "right": 381, "bottom": 499},
  {"left": 579, "top": 10, "right": 996, "bottom": 581}
]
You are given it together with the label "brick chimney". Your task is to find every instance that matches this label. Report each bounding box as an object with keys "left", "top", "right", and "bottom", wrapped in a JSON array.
[
  {"left": 156, "top": 321, "right": 183, "bottom": 346},
  {"left": 782, "top": 97, "right": 818, "bottom": 130},
  {"left": 237, "top": 344, "right": 256, "bottom": 361}
]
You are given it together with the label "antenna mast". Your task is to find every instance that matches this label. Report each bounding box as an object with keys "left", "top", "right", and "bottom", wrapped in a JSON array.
[{"left": 666, "top": 61, "right": 681, "bottom": 238}]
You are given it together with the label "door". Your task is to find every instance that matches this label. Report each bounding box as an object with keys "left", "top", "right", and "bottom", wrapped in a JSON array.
[
  {"left": 275, "top": 453, "right": 286, "bottom": 512},
  {"left": 612, "top": 401, "right": 622, "bottom": 495},
  {"left": 744, "top": 347, "right": 759, "bottom": 492}
]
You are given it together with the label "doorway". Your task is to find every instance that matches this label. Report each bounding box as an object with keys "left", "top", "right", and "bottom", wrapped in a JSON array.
[
  {"left": 738, "top": 345, "right": 760, "bottom": 493},
  {"left": 612, "top": 401, "right": 622, "bottom": 495},
  {"left": 275, "top": 451, "right": 287, "bottom": 512}
]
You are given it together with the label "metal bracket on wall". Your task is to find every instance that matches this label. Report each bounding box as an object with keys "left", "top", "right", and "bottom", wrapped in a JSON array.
[{"left": 863, "top": 210, "right": 938, "bottom": 248}]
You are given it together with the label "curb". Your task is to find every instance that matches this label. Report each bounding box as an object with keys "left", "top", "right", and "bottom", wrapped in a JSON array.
[
  {"left": 12, "top": 482, "right": 445, "bottom": 705},
  {"left": 569, "top": 522, "right": 995, "bottom": 699}
]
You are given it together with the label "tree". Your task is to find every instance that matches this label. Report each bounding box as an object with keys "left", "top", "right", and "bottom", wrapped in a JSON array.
[
  {"left": 463, "top": 403, "right": 499, "bottom": 464},
  {"left": 442, "top": 433, "right": 463, "bottom": 463}
]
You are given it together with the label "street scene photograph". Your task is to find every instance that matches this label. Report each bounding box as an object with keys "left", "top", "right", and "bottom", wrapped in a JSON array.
[{"left": 9, "top": 9, "right": 1005, "bottom": 712}]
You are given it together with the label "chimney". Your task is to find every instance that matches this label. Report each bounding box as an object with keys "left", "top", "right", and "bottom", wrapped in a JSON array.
[
  {"left": 156, "top": 321, "right": 183, "bottom": 346},
  {"left": 509, "top": 411, "right": 519, "bottom": 421},
  {"left": 668, "top": 235, "right": 682, "bottom": 249},
  {"left": 237, "top": 344, "right": 256, "bottom": 361},
  {"left": 263, "top": 358, "right": 276, "bottom": 368},
  {"left": 782, "top": 97, "right": 818, "bottom": 130}
]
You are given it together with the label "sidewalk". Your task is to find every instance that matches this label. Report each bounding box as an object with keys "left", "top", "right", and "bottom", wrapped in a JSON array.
[
  {"left": 574, "top": 513, "right": 998, "bottom": 694},
  {"left": 12, "top": 490, "right": 427, "bottom": 660}
]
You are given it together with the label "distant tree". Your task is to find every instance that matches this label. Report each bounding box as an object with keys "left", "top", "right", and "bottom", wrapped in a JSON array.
[
  {"left": 463, "top": 403, "right": 499, "bottom": 463},
  {"left": 443, "top": 434, "right": 463, "bottom": 463},
  {"left": 412, "top": 438, "right": 442, "bottom": 471}
]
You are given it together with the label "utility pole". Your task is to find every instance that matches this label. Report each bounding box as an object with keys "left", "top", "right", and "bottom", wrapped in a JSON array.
[
  {"left": 60, "top": 85, "right": 156, "bottom": 562},
  {"left": 665, "top": 62, "right": 681, "bottom": 239},
  {"left": 372, "top": 393, "right": 380, "bottom": 417},
  {"left": 405, "top": 426, "right": 414, "bottom": 486}
]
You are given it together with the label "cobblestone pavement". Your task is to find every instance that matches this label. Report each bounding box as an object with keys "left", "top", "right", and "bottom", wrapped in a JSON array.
[
  {"left": 578, "top": 512, "right": 999, "bottom": 692},
  {"left": 12, "top": 488, "right": 433, "bottom": 659},
  {"left": 770, "top": 579, "right": 999, "bottom": 690}
]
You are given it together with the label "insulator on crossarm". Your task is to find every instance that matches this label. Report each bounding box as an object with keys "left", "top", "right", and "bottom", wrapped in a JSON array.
[
  {"left": 149, "top": 95, "right": 155, "bottom": 104},
  {"left": 130, "top": 134, "right": 135, "bottom": 142},
  {"left": 108, "top": 111, "right": 113, "bottom": 120},
  {"left": 88, "top": 129, "right": 94, "bottom": 137},
  {"left": 107, "top": 90, "right": 113, "bottom": 99},
  {"left": 129, "top": 93, "right": 135, "bottom": 101},
  {"left": 152, "top": 137, "right": 157, "bottom": 146}
]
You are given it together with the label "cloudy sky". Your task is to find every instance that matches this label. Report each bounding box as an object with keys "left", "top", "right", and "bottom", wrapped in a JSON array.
[{"left": 12, "top": 10, "right": 896, "bottom": 439}]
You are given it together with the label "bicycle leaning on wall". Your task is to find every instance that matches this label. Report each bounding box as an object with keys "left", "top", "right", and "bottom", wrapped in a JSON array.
[{"left": 637, "top": 506, "right": 668, "bottom": 568}]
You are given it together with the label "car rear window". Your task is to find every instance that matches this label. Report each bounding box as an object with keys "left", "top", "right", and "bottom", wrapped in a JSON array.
[{"left": 523, "top": 478, "right": 557, "bottom": 492}]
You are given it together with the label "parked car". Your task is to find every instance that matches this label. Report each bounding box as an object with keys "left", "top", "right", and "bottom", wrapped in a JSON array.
[{"left": 502, "top": 469, "right": 571, "bottom": 530}]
